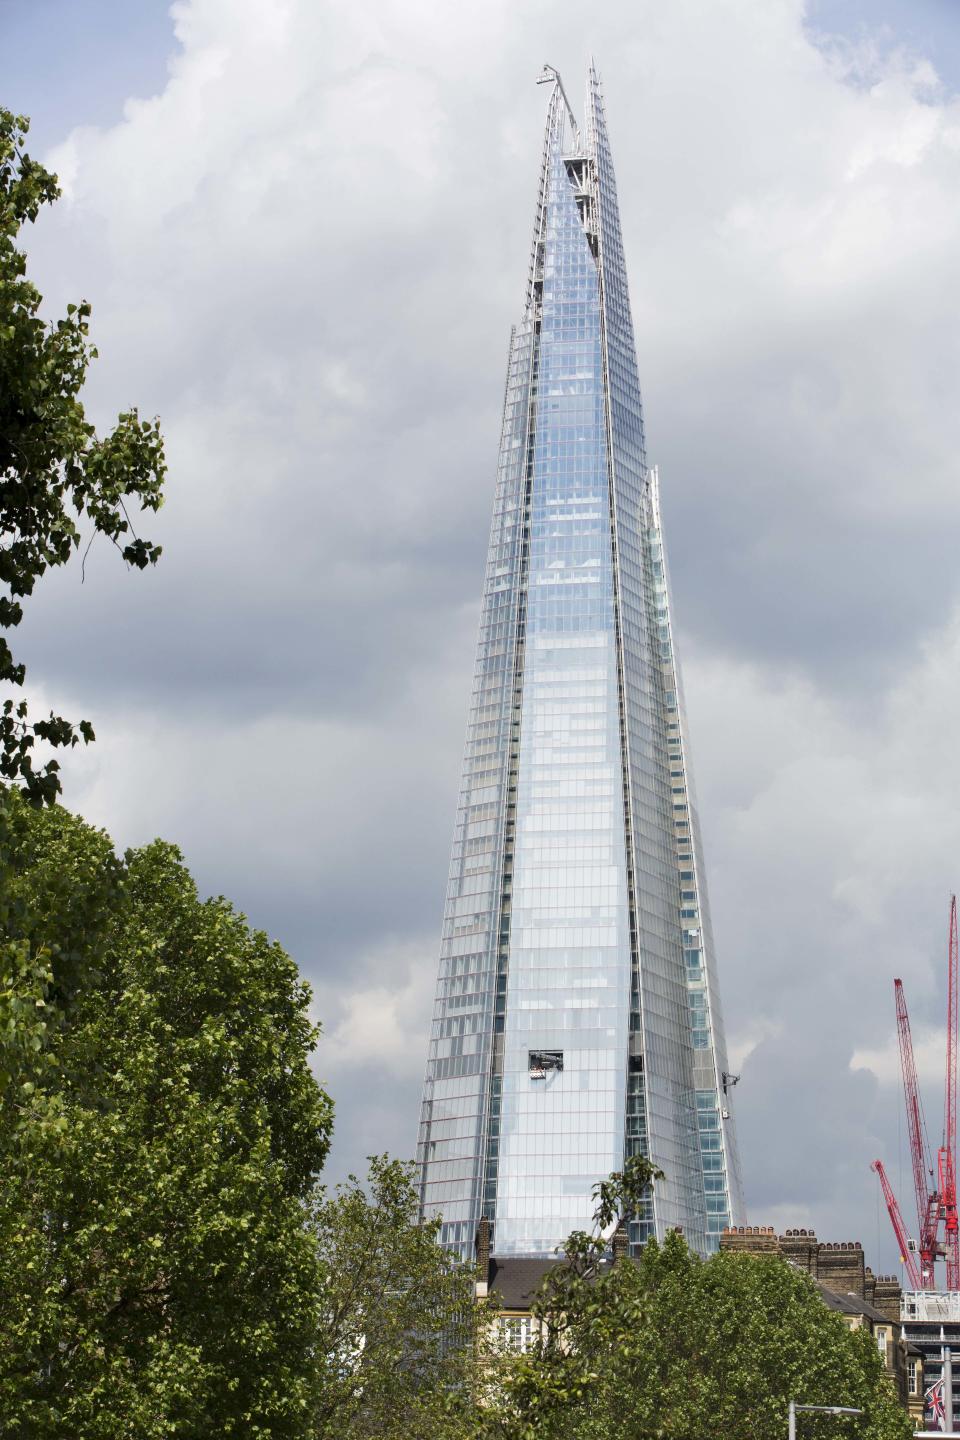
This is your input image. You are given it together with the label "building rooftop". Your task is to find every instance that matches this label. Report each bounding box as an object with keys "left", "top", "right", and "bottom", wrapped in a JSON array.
[
  {"left": 816, "top": 1282, "right": 891, "bottom": 1326},
  {"left": 488, "top": 1258, "right": 557, "bottom": 1310}
]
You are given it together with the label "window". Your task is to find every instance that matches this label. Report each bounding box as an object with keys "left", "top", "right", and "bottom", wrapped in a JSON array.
[
  {"left": 500, "top": 1315, "right": 534, "bottom": 1352},
  {"left": 529, "top": 1050, "right": 563, "bottom": 1079},
  {"left": 908, "top": 1358, "right": 919, "bottom": 1395}
]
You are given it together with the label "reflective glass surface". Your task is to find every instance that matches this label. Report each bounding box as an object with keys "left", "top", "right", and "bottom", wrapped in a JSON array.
[
  {"left": 417, "top": 69, "right": 741, "bottom": 1262},
  {"left": 494, "top": 123, "right": 632, "bottom": 1257},
  {"left": 646, "top": 469, "right": 746, "bottom": 1244},
  {"left": 415, "top": 316, "right": 534, "bottom": 1256},
  {"left": 588, "top": 71, "right": 708, "bottom": 1253}
]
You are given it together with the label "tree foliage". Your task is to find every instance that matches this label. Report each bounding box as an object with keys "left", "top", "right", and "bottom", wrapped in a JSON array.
[
  {"left": 0, "top": 785, "right": 918, "bottom": 1440},
  {"left": 0, "top": 796, "right": 334, "bottom": 1437},
  {"left": 490, "top": 1164, "right": 911, "bottom": 1440},
  {"left": 310, "top": 1155, "right": 488, "bottom": 1440},
  {"left": 1, "top": 109, "right": 165, "bottom": 805}
]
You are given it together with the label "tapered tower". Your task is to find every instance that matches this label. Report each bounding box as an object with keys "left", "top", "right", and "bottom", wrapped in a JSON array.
[{"left": 417, "top": 64, "right": 743, "bottom": 1261}]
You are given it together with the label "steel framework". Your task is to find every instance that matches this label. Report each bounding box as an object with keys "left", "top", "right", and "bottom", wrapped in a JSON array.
[
  {"left": 895, "top": 977, "right": 939, "bottom": 1285},
  {"left": 942, "top": 896, "right": 959, "bottom": 1287},
  {"left": 873, "top": 897, "right": 959, "bottom": 1290},
  {"left": 872, "top": 1158, "right": 922, "bottom": 1289}
]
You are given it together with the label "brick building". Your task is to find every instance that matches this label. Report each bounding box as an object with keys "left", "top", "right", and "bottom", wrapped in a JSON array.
[
  {"left": 720, "top": 1226, "right": 923, "bottom": 1425},
  {"left": 476, "top": 1216, "right": 924, "bottom": 1425}
]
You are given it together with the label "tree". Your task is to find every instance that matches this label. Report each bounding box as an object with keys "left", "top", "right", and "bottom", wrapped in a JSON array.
[
  {"left": 1, "top": 108, "right": 165, "bottom": 806},
  {"left": 309, "top": 1155, "right": 487, "bottom": 1440},
  {"left": 0, "top": 796, "right": 334, "bottom": 1437},
  {"left": 492, "top": 1163, "right": 911, "bottom": 1440},
  {"left": 487, "top": 1157, "right": 662, "bottom": 1440}
]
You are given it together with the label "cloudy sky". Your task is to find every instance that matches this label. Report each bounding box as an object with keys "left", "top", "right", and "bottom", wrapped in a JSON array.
[{"left": 4, "top": 0, "right": 960, "bottom": 1275}]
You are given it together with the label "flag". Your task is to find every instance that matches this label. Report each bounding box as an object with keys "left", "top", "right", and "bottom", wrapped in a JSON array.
[{"left": 926, "top": 1377, "right": 946, "bottom": 1430}]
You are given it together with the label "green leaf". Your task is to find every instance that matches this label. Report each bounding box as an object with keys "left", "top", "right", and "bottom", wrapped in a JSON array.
[{"left": 0, "top": 106, "right": 166, "bottom": 807}]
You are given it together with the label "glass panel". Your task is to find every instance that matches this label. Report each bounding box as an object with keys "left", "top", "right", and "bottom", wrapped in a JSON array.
[{"left": 494, "top": 124, "right": 632, "bottom": 1257}]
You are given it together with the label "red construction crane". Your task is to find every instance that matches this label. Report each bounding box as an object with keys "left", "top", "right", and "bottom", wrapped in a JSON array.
[
  {"left": 894, "top": 978, "right": 939, "bottom": 1286},
  {"left": 873, "top": 897, "right": 959, "bottom": 1291},
  {"left": 941, "top": 897, "right": 959, "bottom": 1288},
  {"left": 872, "top": 1159, "right": 922, "bottom": 1290}
]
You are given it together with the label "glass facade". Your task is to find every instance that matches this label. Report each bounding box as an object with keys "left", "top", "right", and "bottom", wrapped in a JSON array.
[
  {"left": 417, "top": 65, "right": 743, "bottom": 1262},
  {"left": 646, "top": 469, "right": 745, "bottom": 1248}
]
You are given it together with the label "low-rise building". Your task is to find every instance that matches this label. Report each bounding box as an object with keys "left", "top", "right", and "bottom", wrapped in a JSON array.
[
  {"left": 720, "top": 1227, "right": 923, "bottom": 1426},
  {"left": 475, "top": 1216, "right": 924, "bottom": 1425},
  {"left": 899, "top": 1289, "right": 960, "bottom": 1432}
]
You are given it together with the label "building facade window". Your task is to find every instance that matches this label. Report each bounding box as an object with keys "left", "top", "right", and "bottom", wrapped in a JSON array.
[{"left": 499, "top": 1315, "right": 535, "bottom": 1353}]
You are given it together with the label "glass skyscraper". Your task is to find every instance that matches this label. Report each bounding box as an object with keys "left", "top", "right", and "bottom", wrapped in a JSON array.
[{"left": 417, "top": 64, "right": 744, "bottom": 1261}]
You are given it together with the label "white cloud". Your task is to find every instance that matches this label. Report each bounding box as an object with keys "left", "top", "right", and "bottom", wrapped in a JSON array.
[
  {"left": 727, "top": 1020, "right": 783, "bottom": 1076},
  {"left": 315, "top": 939, "right": 437, "bottom": 1081},
  {"left": 852, "top": 1029, "right": 945, "bottom": 1092}
]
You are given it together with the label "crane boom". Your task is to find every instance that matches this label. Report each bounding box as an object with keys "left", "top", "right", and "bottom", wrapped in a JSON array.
[
  {"left": 895, "top": 980, "right": 935, "bottom": 1229},
  {"left": 942, "top": 896, "right": 959, "bottom": 1288},
  {"left": 872, "top": 1159, "right": 923, "bottom": 1290},
  {"left": 895, "top": 978, "right": 940, "bottom": 1284}
]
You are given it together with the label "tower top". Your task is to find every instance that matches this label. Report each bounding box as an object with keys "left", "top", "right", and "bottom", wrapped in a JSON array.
[{"left": 536, "top": 63, "right": 580, "bottom": 151}]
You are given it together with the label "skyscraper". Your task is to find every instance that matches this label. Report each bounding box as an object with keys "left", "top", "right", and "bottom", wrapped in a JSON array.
[{"left": 417, "top": 64, "right": 744, "bottom": 1262}]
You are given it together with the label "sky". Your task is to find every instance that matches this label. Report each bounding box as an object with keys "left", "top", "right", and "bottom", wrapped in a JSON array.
[{"left": 2, "top": 0, "right": 960, "bottom": 1278}]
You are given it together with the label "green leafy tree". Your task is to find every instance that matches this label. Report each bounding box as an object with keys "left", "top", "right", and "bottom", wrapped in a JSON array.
[
  {"left": 1, "top": 108, "right": 165, "bottom": 805},
  {"left": 488, "top": 1157, "right": 662, "bottom": 1438},
  {"left": 309, "top": 1155, "right": 488, "bottom": 1440},
  {"left": 0, "top": 797, "right": 334, "bottom": 1438},
  {"left": 492, "top": 1162, "right": 911, "bottom": 1440}
]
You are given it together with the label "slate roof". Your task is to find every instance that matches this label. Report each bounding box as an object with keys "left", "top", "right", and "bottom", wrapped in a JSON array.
[
  {"left": 487, "top": 1259, "right": 557, "bottom": 1310},
  {"left": 816, "top": 1283, "right": 892, "bottom": 1325},
  {"left": 488, "top": 1262, "right": 906, "bottom": 1338}
]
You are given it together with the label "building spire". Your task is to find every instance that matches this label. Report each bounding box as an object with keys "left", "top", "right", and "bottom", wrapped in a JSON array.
[
  {"left": 416, "top": 63, "right": 741, "bottom": 1263},
  {"left": 585, "top": 58, "right": 605, "bottom": 160},
  {"left": 536, "top": 63, "right": 580, "bottom": 151}
]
